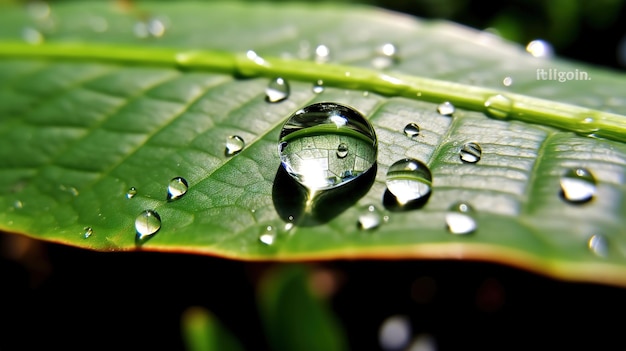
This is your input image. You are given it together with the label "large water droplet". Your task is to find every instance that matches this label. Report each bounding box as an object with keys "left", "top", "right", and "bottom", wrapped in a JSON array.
[
  {"left": 278, "top": 102, "right": 377, "bottom": 192},
  {"left": 460, "top": 142, "right": 482, "bottom": 163},
  {"left": 83, "top": 227, "right": 93, "bottom": 239},
  {"left": 225, "top": 135, "right": 245, "bottom": 156},
  {"left": 314, "top": 44, "right": 330, "bottom": 63},
  {"left": 126, "top": 187, "right": 137, "bottom": 199},
  {"left": 437, "top": 101, "right": 455, "bottom": 116},
  {"left": 167, "top": 177, "right": 188, "bottom": 201},
  {"left": 266, "top": 77, "right": 290, "bottom": 103},
  {"left": 484, "top": 94, "right": 513, "bottom": 119},
  {"left": 135, "top": 210, "right": 161, "bottom": 239},
  {"left": 372, "top": 43, "right": 399, "bottom": 69},
  {"left": 403, "top": 123, "right": 420, "bottom": 138},
  {"left": 259, "top": 225, "right": 277, "bottom": 245},
  {"left": 560, "top": 167, "right": 596, "bottom": 203},
  {"left": 588, "top": 234, "right": 609, "bottom": 258},
  {"left": 526, "top": 39, "right": 554, "bottom": 58},
  {"left": 445, "top": 202, "right": 477, "bottom": 235},
  {"left": 357, "top": 204, "right": 382, "bottom": 230},
  {"left": 384, "top": 158, "right": 432, "bottom": 209}
]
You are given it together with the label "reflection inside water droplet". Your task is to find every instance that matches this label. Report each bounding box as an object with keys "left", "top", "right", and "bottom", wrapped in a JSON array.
[
  {"left": 460, "top": 142, "right": 482, "bottom": 163},
  {"left": 588, "top": 234, "right": 609, "bottom": 258},
  {"left": 437, "top": 101, "right": 455, "bottom": 116},
  {"left": 384, "top": 158, "right": 432, "bottom": 210},
  {"left": 445, "top": 202, "right": 477, "bottom": 235},
  {"left": 313, "top": 80, "right": 325, "bottom": 93},
  {"left": 357, "top": 204, "right": 382, "bottom": 230},
  {"left": 278, "top": 102, "right": 377, "bottom": 192},
  {"left": 225, "top": 135, "right": 245, "bottom": 156},
  {"left": 126, "top": 187, "right": 137, "bottom": 199},
  {"left": 167, "top": 177, "right": 188, "bottom": 201},
  {"left": 266, "top": 77, "right": 290, "bottom": 102},
  {"left": 560, "top": 167, "right": 596, "bottom": 203},
  {"left": 403, "top": 123, "right": 420, "bottom": 138},
  {"left": 135, "top": 210, "right": 161, "bottom": 240}
]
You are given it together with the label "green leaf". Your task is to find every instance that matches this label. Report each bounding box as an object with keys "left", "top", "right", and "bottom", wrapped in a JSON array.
[
  {"left": 0, "top": 2, "right": 626, "bottom": 286},
  {"left": 258, "top": 264, "right": 347, "bottom": 351},
  {"left": 181, "top": 306, "right": 246, "bottom": 351}
]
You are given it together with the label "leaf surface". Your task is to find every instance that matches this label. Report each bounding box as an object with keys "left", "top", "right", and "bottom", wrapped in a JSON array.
[{"left": 0, "top": 2, "right": 625, "bottom": 286}]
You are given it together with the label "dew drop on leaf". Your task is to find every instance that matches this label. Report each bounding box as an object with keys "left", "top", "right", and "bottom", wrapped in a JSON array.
[
  {"left": 126, "top": 187, "right": 137, "bottom": 199},
  {"left": 135, "top": 210, "right": 161, "bottom": 239},
  {"left": 357, "top": 204, "right": 382, "bottom": 230},
  {"left": 372, "top": 42, "right": 399, "bottom": 69},
  {"left": 82, "top": 227, "right": 93, "bottom": 239},
  {"left": 484, "top": 94, "right": 513, "bottom": 119},
  {"left": 225, "top": 135, "right": 245, "bottom": 156},
  {"left": 436, "top": 101, "right": 455, "bottom": 116},
  {"left": 336, "top": 143, "right": 349, "bottom": 158},
  {"left": 265, "top": 77, "right": 290, "bottom": 103},
  {"left": 278, "top": 102, "right": 377, "bottom": 192},
  {"left": 167, "top": 177, "right": 188, "bottom": 201},
  {"left": 384, "top": 158, "right": 432, "bottom": 208},
  {"left": 460, "top": 142, "right": 482, "bottom": 163},
  {"left": 312, "top": 79, "right": 325, "bottom": 93},
  {"left": 403, "top": 123, "right": 420, "bottom": 138},
  {"left": 445, "top": 201, "right": 477, "bottom": 235},
  {"left": 559, "top": 167, "right": 596, "bottom": 203},
  {"left": 588, "top": 234, "right": 609, "bottom": 258},
  {"left": 259, "top": 225, "right": 277, "bottom": 245},
  {"left": 526, "top": 39, "right": 554, "bottom": 58},
  {"left": 503, "top": 76, "right": 513, "bottom": 87}
]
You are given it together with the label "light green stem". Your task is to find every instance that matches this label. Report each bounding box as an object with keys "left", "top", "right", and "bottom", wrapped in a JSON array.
[{"left": 1, "top": 41, "right": 625, "bottom": 142}]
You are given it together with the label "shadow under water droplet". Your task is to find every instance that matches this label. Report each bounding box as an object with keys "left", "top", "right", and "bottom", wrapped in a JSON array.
[
  {"left": 272, "top": 163, "right": 377, "bottom": 227},
  {"left": 382, "top": 188, "right": 431, "bottom": 212}
]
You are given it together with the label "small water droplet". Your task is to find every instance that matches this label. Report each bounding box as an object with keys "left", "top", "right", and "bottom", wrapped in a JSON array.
[
  {"left": 278, "top": 102, "right": 377, "bottom": 192},
  {"left": 484, "top": 94, "right": 513, "bottom": 119},
  {"left": 460, "top": 142, "right": 482, "bottom": 163},
  {"left": 335, "top": 143, "right": 349, "bottom": 158},
  {"left": 147, "top": 18, "right": 165, "bottom": 37},
  {"left": 14, "top": 200, "right": 23, "bottom": 209},
  {"left": 225, "top": 135, "right": 245, "bottom": 156},
  {"left": 259, "top": 225, "right": 277, "bottom": 245},
  {"left": 90, "top": 16, "right": 108, "bottom": 33},
  {"left": 437, "top": 101, "right": 455, "bottom": 116},
  {"left": 265, "top": 77, "right": 290, "bottom": 103},
  {"left": 560, "top": 168, "right": 596, "bottom": 203},
  {"left": 312, "top": 79, "right": 325, "bottom": 93},
  {"left": 135, "top": 210, "right": 161, "bottom": 239},
  {"left": 126, "top": 187, "right": 137, "bottom": 199},
  {"left": 167, "top": 177, "right": 188, "bottom": 201},
  {"left": 314, "top": 44, "right": 330, "bottom": 63},
  {"left": 502, "top": 76, "right": 513, "bottom": 87},
  {"left": 526, "top": 39, "right": 554, "bottom": 58},
  {"left": 445, "top": 202, "right": 477, "bottom": 235},
  {"left": 403, "top": 123, "right": 420, "bottom": 138},
  {"left": 83, "top": 227, "right": 93, "bottom": 239},
  {"left": 22, "top": 27, "right": 44, "bottom": 44},
  {"left": 372, "top": 43, "right": 399, "bottom": 69},
  {"left": 133, "top": 21, "right": 149, "bottom": 38},
  {"left": 384, "top": 158, "right": 432, "bottom": 208},
  {"left": 357, "top": 204, "right": 382, "bottom": 230},
  {"left": 588, "top": 234, "right": 609, "bottom": 258}
]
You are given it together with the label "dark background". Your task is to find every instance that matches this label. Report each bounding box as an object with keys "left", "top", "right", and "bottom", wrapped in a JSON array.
[{"left": 2, "top": 1, "right": 626, "bottom": 350}]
